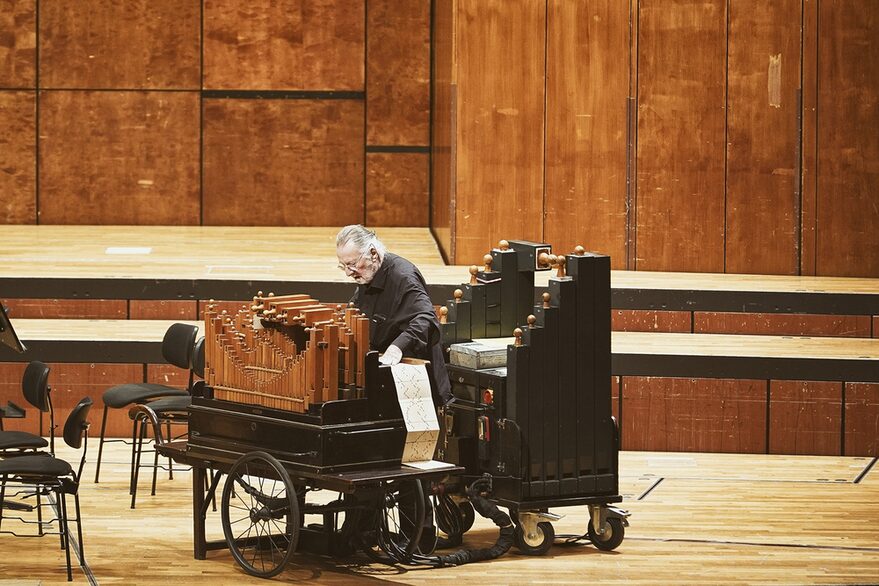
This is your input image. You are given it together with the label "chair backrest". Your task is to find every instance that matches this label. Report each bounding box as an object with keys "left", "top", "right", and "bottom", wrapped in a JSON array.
[
  {"left": 22, "top": 360, "right": 55, "bottom": 452},
  {"left": 63, "top": 397, "right": 93, "bottom": 450},
  {"left": 21, "top": 360, "right": 51, "bottom": 412},
  {"left": 192, "top": 336, "right": 205, "bottom": 379},
  {"left": 161, "top": 323, "right": 199, "bottom": 370}
]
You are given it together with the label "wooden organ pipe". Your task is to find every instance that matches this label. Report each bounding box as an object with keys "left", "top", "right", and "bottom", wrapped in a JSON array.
[{"left": 204, "top": 293, "right": 373, "bottom": 412}]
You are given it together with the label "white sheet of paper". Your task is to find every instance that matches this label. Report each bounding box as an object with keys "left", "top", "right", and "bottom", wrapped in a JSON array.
[
  {"left": 404, "top": 459, "right": 456, "bottom": 471},
  {"left": 390, "top": 362, "right": 440, "bottom": 465}
]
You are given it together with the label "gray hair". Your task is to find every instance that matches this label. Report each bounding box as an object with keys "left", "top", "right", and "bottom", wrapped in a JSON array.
[{"left": 336, "top": 225, "right": 386, "bottom": 259}]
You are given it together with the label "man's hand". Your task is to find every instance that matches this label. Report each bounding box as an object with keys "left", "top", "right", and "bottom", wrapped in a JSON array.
[{"left": 379, "top": 344, "right": 402, "bottom": 365}]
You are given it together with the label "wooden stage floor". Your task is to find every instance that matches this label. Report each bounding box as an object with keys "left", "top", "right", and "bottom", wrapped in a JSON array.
[{"left": 2, "top": 444, "right": 877, "bottom": 585}]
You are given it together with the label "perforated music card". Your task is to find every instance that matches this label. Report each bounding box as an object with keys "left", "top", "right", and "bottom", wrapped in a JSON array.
[{"left": 389, "top": 362, "right": 448, "bottom": 467}]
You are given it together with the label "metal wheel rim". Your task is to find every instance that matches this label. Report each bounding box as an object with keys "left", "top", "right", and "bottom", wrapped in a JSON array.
[
  {"left": 221, "top": 451, "right": 299, "bottom": 578},
  {"left": 359, "top": 479, "right": 425, "bottom": 565},
  {"left": 522, "top": 524, "right": 547, "bottom": 547}
]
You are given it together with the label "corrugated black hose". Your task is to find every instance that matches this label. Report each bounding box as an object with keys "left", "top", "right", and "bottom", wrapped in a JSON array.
[{"left": 412, "top": 476, "right": 515, "bottom": 568}]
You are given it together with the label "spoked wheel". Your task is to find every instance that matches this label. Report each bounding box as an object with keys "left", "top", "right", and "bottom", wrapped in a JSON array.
[
  {"left": 221, "top": 451, "right": 300, "bottom": 578},
  {"left": 588, "top": 516, "right": 625, "bottom": 551},
  {"left": 358, "top": 478, "right": 425, "bottom": 565}
]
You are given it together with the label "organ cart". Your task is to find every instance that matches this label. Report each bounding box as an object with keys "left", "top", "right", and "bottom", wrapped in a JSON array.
[{"left": 154, "top": 240, "right": 628, "bottom": 578}]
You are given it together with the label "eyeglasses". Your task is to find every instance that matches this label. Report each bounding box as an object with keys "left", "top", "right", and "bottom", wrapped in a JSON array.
[{"left": 337, "top": 249, "right": 370, "bottom": 272}]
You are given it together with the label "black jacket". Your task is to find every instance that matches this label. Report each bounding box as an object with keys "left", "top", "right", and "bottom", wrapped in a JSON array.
[{"left": 352, "top": 252, "right": 452, "bottom": 405}]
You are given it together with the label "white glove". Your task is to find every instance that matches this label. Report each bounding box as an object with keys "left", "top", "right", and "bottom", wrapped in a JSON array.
[{"left": 379, "top": 344, "right": 403, "bottom": 365}]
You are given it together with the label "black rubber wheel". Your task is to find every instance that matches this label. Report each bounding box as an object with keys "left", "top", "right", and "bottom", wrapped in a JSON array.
[
  {"left": 458, "top": 499, "right": 475, "bottom": 533},
  {"left": 358, "top": 478, "right": 425, "bottom": 565},
  {"left": 221, "top": 451, "right": 300, "bottom": 578},
  {"left": 434, "top": 495, "right": 473, "bottom": 539},
  {"left": 514, "top": 520, "right": 555, "bottom": 556},
  {"left": 588, "top": 516, "right": 625, "bottom": 551}
]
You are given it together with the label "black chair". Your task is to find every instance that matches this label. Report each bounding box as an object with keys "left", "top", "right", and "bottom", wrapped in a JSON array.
[
  {"left": 0, "top": 361, "right": 55, "bottom": 458},
  {"left": 128, "top": 336, "right": 204, "bottom": 508},
  {"left": 0, "top": 396, "right": 93, "bottom": 581},
  {"left": 93, "top": 322, "right": 198, "bottom": 483}
]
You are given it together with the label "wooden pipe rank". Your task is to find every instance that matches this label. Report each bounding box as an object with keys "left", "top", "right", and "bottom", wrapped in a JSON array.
[{"left": 203, "top": 293, "right": 371, "bottom": 413}]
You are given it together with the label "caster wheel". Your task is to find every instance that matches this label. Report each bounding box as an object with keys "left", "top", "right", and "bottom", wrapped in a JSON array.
[
  {"left": 588, "top": 516, "right": 625, "bottom": 551},
  {"left": 514, "top": 521, "right": 554, "bottom": 556}
]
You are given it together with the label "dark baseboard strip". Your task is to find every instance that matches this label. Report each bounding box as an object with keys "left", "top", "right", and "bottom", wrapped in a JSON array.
[
  {"left": 202, "top": 89, "right": 364, "bottom": 100},
  {"left": 366, "top": 145, "right": 430, "bottom": 154}
]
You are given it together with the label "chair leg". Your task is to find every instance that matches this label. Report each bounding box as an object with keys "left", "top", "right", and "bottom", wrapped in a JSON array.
[
  {"left": 59, "top": 489, "right": 72, "bottom": 581},
  {"left": 57, "top": 486, "right": 66, "bottom": 550},
  {"left": 37, "top": 485, "right": 44, "bottom": 537},
  {"left": 130, "top": 417, "right": 146, "bottom": 509},
  {"left": 151, "top": 437, "right": 159, "bottom": 496},
  {"left": 94, "top": 407, "right": 109, "bottom": 483},
  {"left": 73, "top": 491, "right": 85, "bottom": 564},
  {"left": 0, "top": 474, "right": 6, "bottom": 530},
  {"left": 166, "top": 419, "right": 174, "bottom": 480},
  {"left": 129, "top": 413, "right": 140, "bottom": 496}
]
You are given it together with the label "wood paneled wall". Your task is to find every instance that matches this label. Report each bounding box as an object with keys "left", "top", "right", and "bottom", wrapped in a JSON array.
[
  {"left": 3, "top": 1, "right": 877, "bottom": 277},
  {"left": 618, "top": 376, "right": 879, "bottom": 456},
  {"left": 432, "top": 0, "right": 879, "bottom": 277},
  {"left": 0, "top": 0, "right": 430, "bottom": 228}
]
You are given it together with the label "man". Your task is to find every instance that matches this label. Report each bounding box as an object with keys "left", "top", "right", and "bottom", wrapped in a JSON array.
[{"left": 336, "top": 224, "right": 452, "bottom": 405}]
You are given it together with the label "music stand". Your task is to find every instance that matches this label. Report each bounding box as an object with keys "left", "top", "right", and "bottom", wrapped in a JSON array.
[
  {"left": 0, "top": 303, "right": 26, "bottom": 353},
  {"left": 0, "top": 302, "right": 27, "bottom": 421},
  {"left": 0, "top": 304, "right": 35, "bottom": 510},
  {"left": 0, "top": 303, "right": 27, "bottom": 422}
]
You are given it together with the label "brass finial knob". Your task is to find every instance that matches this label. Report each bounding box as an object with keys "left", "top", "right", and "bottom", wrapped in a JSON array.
[
  {"left": 498, "top": 239, "right": 509, "bottom": 251},
  {"left": 439, "top": 306, "right": 448, "bottom": 324},
  {"left": 574, "top": 245, "right": 585, "bottom": 256},
  {"left": 527, "top": 314, "right": 536, "bottom": 328},
  {"left": 556, "top": 255, "right": 567, "bottom": 278},
  {"left": 267, "top": 292, "right": 275, "bottom": 297},
  {"left": 513, "top": 327, "right": 523, "bottom": 346},
  {"left": 469, "top": 265, "right": 478, "bottom": 285},
  {"left": 542, "top": 292, "right": 551, "bottom": 308},
  {"left": 538, "top": 252, "right": 551, "bottom": 268},
  {"left": 483, "top": 254, "right": 493, "bottom": 272},
  {"left": 257, "top": 291, "right": 264, "bottom": 297},
  {"left": 454, "top": 289, "right": 463, "bottom": 303}
]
